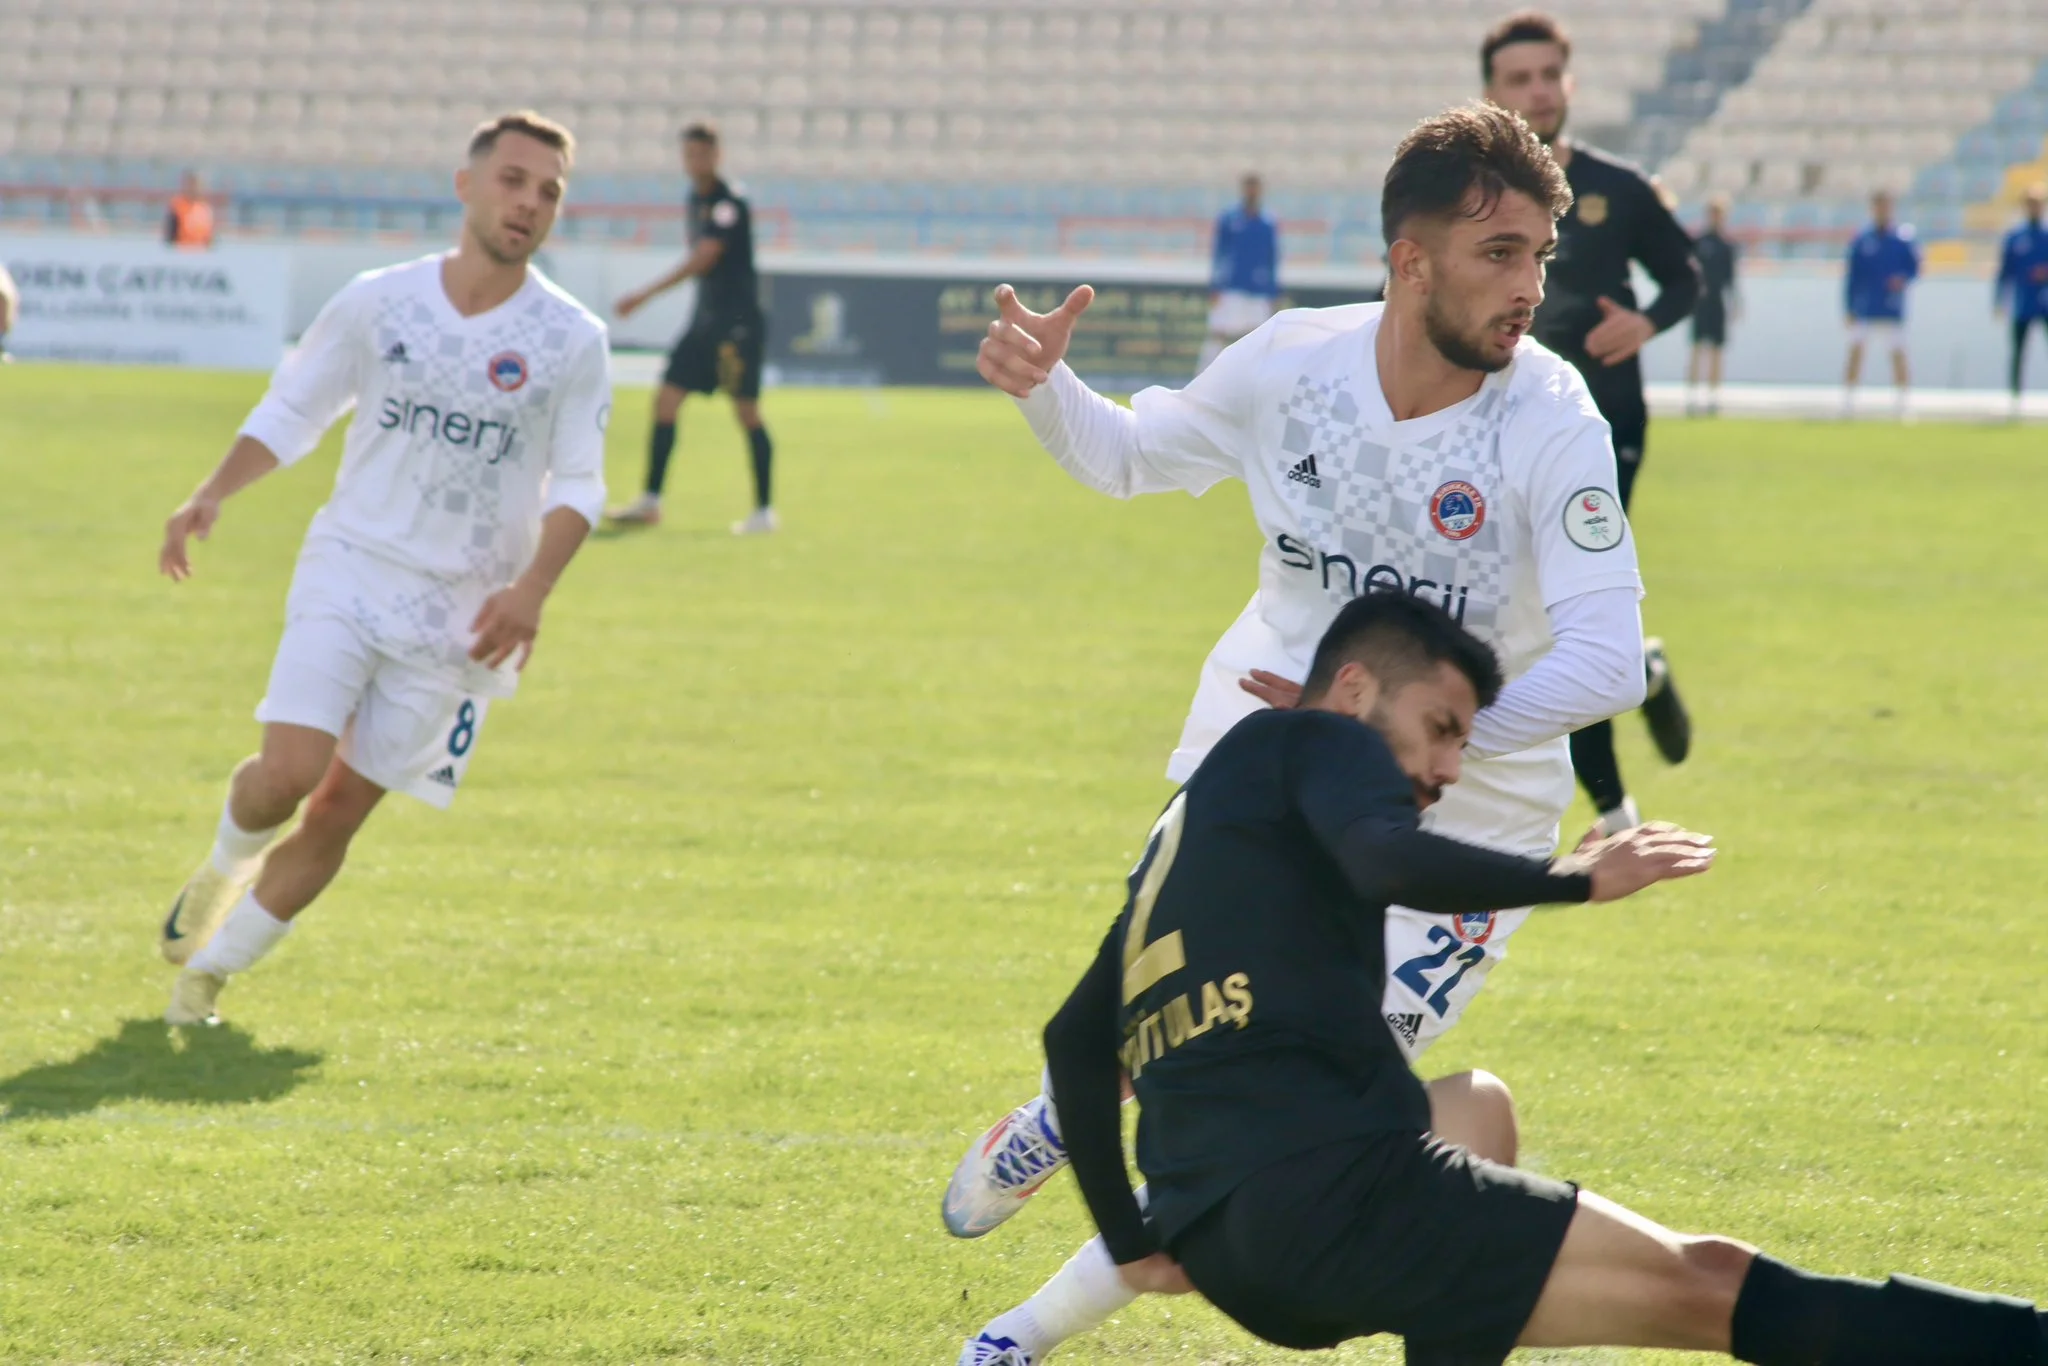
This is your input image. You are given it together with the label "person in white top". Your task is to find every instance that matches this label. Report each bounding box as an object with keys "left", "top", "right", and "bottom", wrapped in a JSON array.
[
  {"left": 947, "top": 104, "right": 1650, "bottom": 1366},
  {"left": 154, "top": 111, "right": 611, "bottom": 1027}
]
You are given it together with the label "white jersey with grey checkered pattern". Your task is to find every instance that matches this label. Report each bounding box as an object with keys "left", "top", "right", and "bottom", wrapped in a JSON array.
[{"left": 239, "top": 254, "right": 610, "bottom": 690}]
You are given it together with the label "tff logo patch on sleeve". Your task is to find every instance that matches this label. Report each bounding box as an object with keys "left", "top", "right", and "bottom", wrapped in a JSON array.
[{"left": 1563, "top": 487, "right": 1626, "bottom": 551}]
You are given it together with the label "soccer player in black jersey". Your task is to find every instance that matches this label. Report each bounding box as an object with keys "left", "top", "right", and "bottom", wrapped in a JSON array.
[
  {"left": 1689, "top": 195, "right": 1742, "bottom": 415},
  {"left": 1046, "top": 592, "right": 2048, "bottom": 1365},
  {"left": 610, "top": 123, "right": 778, "bottom": 535},
  {"left": 1483, "top": 11, "right": 1697, "bottom": 836}
]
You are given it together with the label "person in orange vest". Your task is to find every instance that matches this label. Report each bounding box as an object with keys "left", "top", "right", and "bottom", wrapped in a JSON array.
[{"left": 164, "top": 171, "right": 216, "bottom": 249}]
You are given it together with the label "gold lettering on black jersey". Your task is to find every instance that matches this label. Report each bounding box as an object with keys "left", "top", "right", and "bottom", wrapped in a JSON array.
[
  {"left": 1122, "top": 974, "right": 1255, "bottom": 1080},
  {"left": 1122, "top": 792, "right": 1188, "bottom": 1003}
]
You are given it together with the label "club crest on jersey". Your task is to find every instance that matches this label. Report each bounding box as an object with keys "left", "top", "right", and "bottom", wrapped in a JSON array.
[
  {"left": 1577, "top": 193, "right": 1609, "bottom": 226},
  {"left": 487, "top": 351, "right": 528, "bottom": 392},
  {"left": 1563, "top": 487, "right": 1626, "bottom": 551},
  {"left": 1452, "top": 912, "right": 1496, "bottom": 945},
  {"left": 1428, "top": 480, "right": 1487, "bottom": 541}
]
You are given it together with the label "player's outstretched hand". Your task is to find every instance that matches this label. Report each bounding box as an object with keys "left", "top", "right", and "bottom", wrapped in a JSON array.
[
  {"left": 1568, "top": 821, "right": 1716, "bottom": 902},
  {"left": 470, "top": 580, "right": 545, "bottom": 670},
  {"left": 976, "top": 283, "right": 1095, "bottom": 398},
  {"left": 1583, "top": 296, "right": 1656, "bottom": 367},
  {"left": 1239, "top": 669, "right": 1304, "bottom": 710},
  {"left": 614, "top": 289, "right": 648, "bottom": 320},
  {"left": 1115, "top": 1251, "right": 1196, "bottom": 1296},
  {"left": 160, "top": 496, "right": 221, "bottom": 581}
]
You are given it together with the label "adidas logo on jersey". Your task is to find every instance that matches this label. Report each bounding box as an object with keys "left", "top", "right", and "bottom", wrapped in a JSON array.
[
  {"left": 1385, "top": 1012, "right": 1422, "bottom": 1048},
  {"left": 426, "top": 763, "right": 458, "bottom": 787},
  {"left": 382, "top": 341, "right": 409, "bottom": 363},
  {"left": 1286, "top": 454, "right": 1322, "bottom": 489}
]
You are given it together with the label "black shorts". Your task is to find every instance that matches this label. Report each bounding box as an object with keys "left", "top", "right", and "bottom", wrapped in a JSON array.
[
  {"left": 1170, "top": 1133, "right": 1578, "bottom": 1365},
  {"left": 1691, "top": 303, "right": 1728, "bottom": 347},
  {"left": 663, "top": 311, "right": 765, "bottom": 399}
]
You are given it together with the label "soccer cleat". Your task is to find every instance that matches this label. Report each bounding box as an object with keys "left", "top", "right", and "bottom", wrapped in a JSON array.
[
  {"left": 957, "top": 1332, "right": 1036, "bottom": 1366},
  {"left": 943, "top": 1095, "right": 1069, "bottom": 1239},
  {"left": 604, "top": 493, "right": 662, "bottom": 526},
  {"left": 730, "top": 507, "right": 779, "bottom": 536},
  {"left": 160, "top": 857, "right": 254, "bottom": 966},
  {"left": 165, "top": 968, "right": 227, "bottom": 1026},
  {"left": 1640, "top": 637, "right": 1692, "bottom": 765}
]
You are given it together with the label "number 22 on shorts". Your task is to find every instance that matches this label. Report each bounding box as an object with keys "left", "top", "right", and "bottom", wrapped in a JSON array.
[{"left": 1392, "top": 924, "right": 1488, "bottom": 1018}]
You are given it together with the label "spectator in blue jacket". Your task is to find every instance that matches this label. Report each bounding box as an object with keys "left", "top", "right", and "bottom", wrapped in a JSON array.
[
  {"left": 1843, "top": 190, "right": 1920, "bottom": 410},
  {"left": 1197, "top": 173, "right": 1279, "bottom": 376},
  {"left": 1995, "top": 184, "right": 2048, "bottom": 401}
]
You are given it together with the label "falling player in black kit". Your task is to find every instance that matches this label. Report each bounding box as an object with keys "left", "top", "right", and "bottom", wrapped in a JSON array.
[
  {"left": 1483, "top": 11, "right": 1696, "bottom": 835},
  {"left": 1044, "top": 592, "right": 2048, "bottom": 1366},
  {"left": 610, "top": 123, "right": 779, "bottom": 535}
]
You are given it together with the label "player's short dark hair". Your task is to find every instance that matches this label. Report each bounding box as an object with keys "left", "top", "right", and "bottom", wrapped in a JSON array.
[
  {"left": 469, "top": 111, "right": 575, "bottom": 167},
  {"left": 681, "top": 123, "right": 719, "bottom": 146},
  {"left": 1480, "top": 10, "right": 1572, "bottom": 82},
  {"left": 1299, "top": 592, "right": 1504, "bottom": 710},
  {"left": 1380, "top": 102, "right": 1571, "bottom": 247}
]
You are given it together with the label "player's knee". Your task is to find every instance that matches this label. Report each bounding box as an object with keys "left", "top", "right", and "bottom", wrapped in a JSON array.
[
  {"left": 732, "top": 400, "right": 761, "bottom": 429},
  {"left": 247, "top": 748, "right": 327, "bottom": 809},
  {"left": 1667, "top": 1236, "right": 1755, "bottom": 1339},
  {"left": 1465, "top": 1068, "right": 1519, "bottom": 1164},
  {"left": 654, "top": 385, "right": 685, "bottom": 423},
  {"left": 298, "top": 778, "right": 377, "bottom": 846}
]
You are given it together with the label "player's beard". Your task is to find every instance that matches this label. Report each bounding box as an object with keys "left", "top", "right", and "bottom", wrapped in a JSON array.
[
  {"left": 1423, "top": 291, "right": 1515, "bottom": 375},
  {"left": 472, "top": 215, "right": 541, "bottom": 268},
  {"left": 1365, "top": 700, "right": 1445, "bottom": 809}
]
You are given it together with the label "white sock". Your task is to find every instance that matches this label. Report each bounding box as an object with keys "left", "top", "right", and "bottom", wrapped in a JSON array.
[
  {"left": 186, "top": 892, "right": 291, "bottom": 976},
  {"left": 981, "top": 1235, "right": 1137, "bottom": 1359},
  {"left": 211, "top": 796, "right": 281, "bottom": 875}
]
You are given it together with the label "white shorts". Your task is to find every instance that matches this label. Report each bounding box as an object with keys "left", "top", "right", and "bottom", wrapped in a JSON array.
[
  {"left": 1206, "top": 290, "right": 1277, "bottom": 340},
  {"left": 256, "top": 612, "right": 488, "bottom": 809},
  {"left": 254, "top": 535, "right": 506, "bottom": 809},
  {"left": 1848, "top": 319, "right": 1906, "bottom": 353},
  {"left": 1168, "top": 595, "right": 1571, "bottom": 1060}
]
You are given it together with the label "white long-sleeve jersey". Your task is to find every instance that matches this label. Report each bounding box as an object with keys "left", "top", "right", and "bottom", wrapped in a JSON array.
[
  {"left": 1018, "top": 302, "right": 1645, "bottom": 856},
  {"left": 240, "top": 253, "right": 609, "bottom": 585}
]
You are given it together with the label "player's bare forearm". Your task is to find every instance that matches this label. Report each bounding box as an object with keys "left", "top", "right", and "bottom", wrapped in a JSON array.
[
  {"left": 196, "top": 435, "right": 283, "bottom": 503},
  {"left": 160, "top": 436, "right": 282, "bottom": 580},
  {"left": 634, "top": 242, "right": 725, "bottom": 301},
  {"left": 515, "top": 505, "right": 593, "bottom": 599}
]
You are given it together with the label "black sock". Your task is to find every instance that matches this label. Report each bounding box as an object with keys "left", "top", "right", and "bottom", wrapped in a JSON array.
[
  {"left": 747, "top": 425, "right": 773, "bottom": 509},
  {"left": 1569, "top": 720, "right": 1627, "bottom": 815},
  {"left": 1731, "top": 1252, "right": 2046, "bottom": 1365},
  {"left": 645, "top": 422, "right": 677, "bottom": 497}
]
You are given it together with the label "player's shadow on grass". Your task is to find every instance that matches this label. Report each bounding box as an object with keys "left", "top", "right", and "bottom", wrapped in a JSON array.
[{"left": 0, "top": 1018, "right": 323, "bottom": 1122}]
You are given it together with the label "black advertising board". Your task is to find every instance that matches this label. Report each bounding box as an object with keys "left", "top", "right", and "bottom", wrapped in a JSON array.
[{"left": 760, "top": 271, "right": 1382, "bottom": 390}]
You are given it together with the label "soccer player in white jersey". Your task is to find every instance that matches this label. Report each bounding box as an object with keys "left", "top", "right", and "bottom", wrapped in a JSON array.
[
  {"left": 947, "top": 104, "right": 1650, "bottom": 1365},
  {"left": 153, "top": 111, "right": 611, "bottom": 1027}
]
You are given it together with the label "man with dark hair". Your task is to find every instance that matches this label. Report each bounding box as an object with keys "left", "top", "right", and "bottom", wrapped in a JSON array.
[
  {"left": 947, "top": 104, "right": 1656, "bottom": 1366},
  {"left": 1688, "top": 195, "right": 1741, "bottom": 415},
  {"left": 1045, "top": 596, "right": 2048, "bottom": 1364},
  {"left": 610, "top": 123, "right": 777, "bottom": 535},
  {"left": 152, "top": 111, "right": 608, "bottom": 1025},
  {"left": 1482, "top": 8, "right": 1700, "bottom": 837}
]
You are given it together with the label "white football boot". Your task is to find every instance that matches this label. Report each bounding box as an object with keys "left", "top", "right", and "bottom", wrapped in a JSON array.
[
  {"left": 604, "top": 493, "right": 663, "bottom": 526},
  {"left": 942, "top": 1094, "right": 1069, "bottom": 1238},
  {"left": 160, "top": 857, "right": 255, "bottom": 965},
  {"left": 165, "top": 968, "right": 226, "bottom": 1026},
  {"left": 956, "top": 1331, "right": 1036, "bottom": 1366},
  {"left": 731, "top": 507, "right": 779, "bottom": 536}
]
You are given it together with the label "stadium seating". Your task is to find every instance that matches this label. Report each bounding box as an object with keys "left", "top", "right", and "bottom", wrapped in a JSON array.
[{"left": 1, "top": 0, "right": 2045, "bottom": 259}]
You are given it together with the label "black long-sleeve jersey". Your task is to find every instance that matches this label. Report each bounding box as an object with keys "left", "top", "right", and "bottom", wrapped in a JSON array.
[{"left": 1042, "top": 708, "right": 1595, "bottom": 1265}]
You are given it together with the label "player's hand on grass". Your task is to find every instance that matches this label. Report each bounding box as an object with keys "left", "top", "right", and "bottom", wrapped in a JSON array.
[
  {"left": 977, "top": 283, "right": 1095, "bottom": 398},
  {"left": 1115, "top": 1251, "right": 1195, "bottom": 1296},
  {"left": 1584, "top": 296, "right": 1656, "bottom": 367},
  {"left": 1239, "top": 669, "right": 1304, "bottom": 710},
  {"left": 159, "top": 496, "right": 221, "bottom": 581},
  {"left": 470, "top": 579, "right": 545, "bottom": 670},
  {"left": 1567, "top": 821, "right": 1716, "bottom": 902}
]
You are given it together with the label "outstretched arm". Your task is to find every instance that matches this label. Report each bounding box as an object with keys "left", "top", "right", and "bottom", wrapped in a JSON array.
[{"left": 616, "top": 239, "right": 726, "bottom": 318}]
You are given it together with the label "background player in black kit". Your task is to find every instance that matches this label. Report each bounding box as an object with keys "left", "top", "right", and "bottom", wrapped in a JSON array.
[
  {"left": 1688, "top": 194, "right": 1742, "bottom": 415},
  {"left": 1483, "top": 11, "right": 1697, "bottom": 835},
  {"left": 610, "top": 123, "right": 778, "bottom": 535},
  {"left": 1043, "top": 593, "right": 2048, "bottom": 1365}
]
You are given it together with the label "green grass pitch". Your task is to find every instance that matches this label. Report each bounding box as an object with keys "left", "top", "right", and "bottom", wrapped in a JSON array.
[{"left": 1, "top": 364, "right": 2044, "bottom": 1364}]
